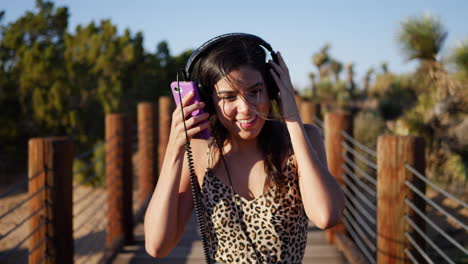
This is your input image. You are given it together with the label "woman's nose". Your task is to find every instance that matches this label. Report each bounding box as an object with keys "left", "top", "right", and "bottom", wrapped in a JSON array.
[{"left": 237, "top": 97, "right": 252, "bottom": 114}]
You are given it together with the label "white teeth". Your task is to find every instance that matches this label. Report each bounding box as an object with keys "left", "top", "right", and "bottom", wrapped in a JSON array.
[{"left": 237, "top": 116, "right": 256, "bottom": 124}]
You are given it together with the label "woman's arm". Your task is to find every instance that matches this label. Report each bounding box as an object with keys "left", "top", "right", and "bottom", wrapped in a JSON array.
[
  {"left": 287, "top": 121, "right": 344, "bottom": 229},
  {"left": 269, "top": 52, "right": 344, "bottom": 229},
  {"left": 144, "top": 92, "right": 210, "bottom": 257}
]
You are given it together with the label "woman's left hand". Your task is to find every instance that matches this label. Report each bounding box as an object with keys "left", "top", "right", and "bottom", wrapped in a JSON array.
[{"left": 269, "top": 51, "right": 301, "bottom": 122}]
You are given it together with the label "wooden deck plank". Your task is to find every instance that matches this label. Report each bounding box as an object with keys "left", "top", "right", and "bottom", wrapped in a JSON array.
[{"left": 113, "top": 214, "right": 347, "bottom": 264}]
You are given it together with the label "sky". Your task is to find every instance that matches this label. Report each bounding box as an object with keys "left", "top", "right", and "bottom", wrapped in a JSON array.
[{"left": 3, "top": 0, "right": 468, "bottom": 91}]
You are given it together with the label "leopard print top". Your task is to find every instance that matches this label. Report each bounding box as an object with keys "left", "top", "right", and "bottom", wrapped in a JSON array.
[{"left": 200, "top": 152, "right": 309, "bottom": 263}]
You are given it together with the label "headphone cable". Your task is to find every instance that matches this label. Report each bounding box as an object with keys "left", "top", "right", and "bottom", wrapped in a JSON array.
[{"left": 176, "top": 72, "right": 213, "bottom": 264}]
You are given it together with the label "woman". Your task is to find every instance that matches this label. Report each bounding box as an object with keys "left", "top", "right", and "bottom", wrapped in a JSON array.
[{"left": 144, "top": 34, "right": 344, "bottom": 263}]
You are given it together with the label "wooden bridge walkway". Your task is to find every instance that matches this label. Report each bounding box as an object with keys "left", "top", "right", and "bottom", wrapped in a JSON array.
[{"left": 113, "top": 213, "right": 347, "bottom": 264}]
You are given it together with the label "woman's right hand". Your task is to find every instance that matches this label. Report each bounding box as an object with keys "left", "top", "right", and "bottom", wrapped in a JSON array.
[{"left": 169, "top": 91, "right": 210, "bottom": 150}]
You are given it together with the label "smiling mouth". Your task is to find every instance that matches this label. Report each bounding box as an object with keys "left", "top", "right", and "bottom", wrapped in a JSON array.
[
  {"left": 236, "top": 115, "right": 257, "bottom": 129},
  {"left": 237, "top": 115, "right": 256, "bottom": 124}
]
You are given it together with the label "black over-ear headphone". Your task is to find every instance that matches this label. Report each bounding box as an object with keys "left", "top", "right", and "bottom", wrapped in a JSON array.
[{"left": 183, "top": 33, "right": 280, "bottom": 115}]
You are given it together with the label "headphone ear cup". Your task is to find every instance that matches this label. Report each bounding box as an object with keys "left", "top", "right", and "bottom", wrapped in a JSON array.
[
  {"left": 197, "top": 84, "right": 215, "bottom": 115},
  {"left": 266, "top": 63, "right": 280, "bottom": 101}
]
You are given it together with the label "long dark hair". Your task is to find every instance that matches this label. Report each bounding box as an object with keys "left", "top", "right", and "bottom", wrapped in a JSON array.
[{"left": 192, "top": 37, "right": 290, "bottom": 191}]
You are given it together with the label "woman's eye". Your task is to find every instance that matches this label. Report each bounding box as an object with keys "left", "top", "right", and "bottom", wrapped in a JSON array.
[
  {"left": 249, "top": 89, "right": 262, "bottom": 96},
  {"left": 222, "top": 95, "right": 237, "bottom": 101}
]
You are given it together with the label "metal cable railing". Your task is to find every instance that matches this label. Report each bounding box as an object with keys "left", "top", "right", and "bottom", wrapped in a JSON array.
[
  {"left": 0, "top": 218, "right": 48, "bottom": 262},
  {"left": 0, "top": 168, "right": 47, "bottom": 264},
  {"left": 342, "top": 141, "right": 378, "bottom": 170},
  {"left": 405, "top": 198, "right": 467, "bottom": 255},
  {"left": 313, "top": 116, "right": 323, "bottom": 129},
  {"left": 342, "top": 216, "right": 376, "bottom": 264},
  {"left": 343, "top": 209, "right": 376, "bottom": 252},
  {"left": 342, "top": 154, "right": 377, "bottom": 185},
  {"left": 0, "top": 184, "right": 45, "bottom": 221},
  {"left": 405, "top": 180, "right": 467, "bottom": 231},
  {"left": 0, "top": 203, "right": 46, "bottom": 241},
  {"left": 338, "top": 130, "right": 379, "bottom": 264},
  {"left": 342, "top": 164, "right": 376, "bottom": 197},
  {"left": 405, "top": 164, "right": 467, "bottom": 209},
  {"left": 343, "top": 172, "right": 377, "bottom": 211},
  {"left": 341, "top": 130, "right": 377, "bottom": 158},
  {"left": 405, "top": 216, "right": 456, "bottom": 264},
  {"left": 0, "top": 168, "right": 43, "bottom": 199},
  {"left": 343, "top": 187, "right": 377, "bottom": 226},
  {"left": 0, "top": 111, "right": 151, "bottom": 264},
  {"left": 403, "top": 164, "right": 467, "bottom": 263},
  {"left": 404, "top": 248, "right": 420, "bottom": 264},
  {"left": 405, "top": 232, "right": 433, "bottom": 263},
  {"left": 72, "top": 134, "right": 120, "bottom": 264}
]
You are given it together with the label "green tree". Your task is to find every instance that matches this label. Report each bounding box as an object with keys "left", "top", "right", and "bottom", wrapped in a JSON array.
[{"left": 1, "top": 0, "right": 69, "bottom": 137}]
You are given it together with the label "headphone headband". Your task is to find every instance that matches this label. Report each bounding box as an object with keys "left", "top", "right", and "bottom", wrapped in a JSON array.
[{"left": 185, "top": 33, "right": 275, "bottom": 79}]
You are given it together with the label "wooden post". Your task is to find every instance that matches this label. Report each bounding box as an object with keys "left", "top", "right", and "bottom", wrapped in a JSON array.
[
  {"left": 324, "top": 111, "right": 353, "bottom": 243},
  {"left": 377, "top": 135, "right": 425, "bottom": 263},
  {"left": 137, "top": 102, "right": 158, "bottom": 205},
  {"left": 301, "top": 102, "right": 321, "bottom": 124},
  {"left": 294, "top": 94, "right": 302, "bottom": 119},
  {"left": 29, "top": 137, "right": 74, "bottom": 264},
  {"left": 158, "top": 96, "right": 174, "bottom": 172},
  {"left": 301, "top": 101, "right": 314, "bottom": 124},
  {"left": 105, "top": 114, "right": 134, "bottom": 250}
]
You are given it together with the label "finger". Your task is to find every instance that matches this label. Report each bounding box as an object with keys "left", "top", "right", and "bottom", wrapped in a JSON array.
[
  {"left": 269, "top": 68, "right": 281, "bottom": 84},
  {"left": 173, "top": 91, "right": 195, "bottom": 117},
  {"left": 276, "top": 52, "right": 289, "bottom": 72},
  {"left": 269, "top": 60, "right": 283, "bottom": 76},
  {"left": 182, "top": 101, "right": 206, "bottom": 119},
  {"left": 186, "top": 121, "right": 210, "bottom": 138},
  {"left": 181, "top": 91, "right": 195, "bottom": 107},
  {"left": 186, "top": 112, "right": 210, "bottom": 127}
]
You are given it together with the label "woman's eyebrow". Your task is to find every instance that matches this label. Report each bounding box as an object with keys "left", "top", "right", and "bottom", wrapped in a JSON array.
[
  {"left": 217, "top": 90, "right": 236, "bottom": 95},
  {"left": 217, "top": 82, "right": 264, "bottom": 94}
]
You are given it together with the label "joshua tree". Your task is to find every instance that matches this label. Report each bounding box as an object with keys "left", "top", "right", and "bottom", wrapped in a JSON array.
[
  {"left": 346, "top": 63, "right": 355, "bottom": 95},
  {"left": 381, "top": 62, "right": 389, "bottom": 74},
  {"left": 309, "top": 72, "right": 317, "bottom": 98},
  {"left": 398, "top": 13, "right": 447, "bottom": 63},
  {"left": 312, "top": 43, "right": 330, "bottom": 80},
  {"left": 329, "top": 59, "right": 343, "bottom": 82},
  {"left": 451, "top": 40, "right": 468, "bottom": 77},
  {"left": 363, "top": 68, "right": 374, "bottom": 95}
]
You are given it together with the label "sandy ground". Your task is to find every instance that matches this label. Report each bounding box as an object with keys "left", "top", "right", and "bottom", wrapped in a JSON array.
[{"left": 0, "top": 173, "right": 142, "bottom": 264}]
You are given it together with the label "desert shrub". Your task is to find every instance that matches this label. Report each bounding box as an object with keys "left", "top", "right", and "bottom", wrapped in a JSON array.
[
  {"left": 378, "top": 79, "right": 417, "bottom": 120},
  {"left": 73, "top": 140, "right": 106, "bottom": 187},
  {"left": 353, "top": 110, "right": 387, "bottom": 177}
]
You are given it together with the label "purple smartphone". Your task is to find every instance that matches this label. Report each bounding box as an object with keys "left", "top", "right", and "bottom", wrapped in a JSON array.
[{"left": 170, "top": 81, "right": 210, "bottom": 140}]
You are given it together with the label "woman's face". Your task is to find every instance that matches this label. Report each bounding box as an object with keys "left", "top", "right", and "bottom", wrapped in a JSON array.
[{"left": 213, "top": 66, "right": 270, "bottom": 141}]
